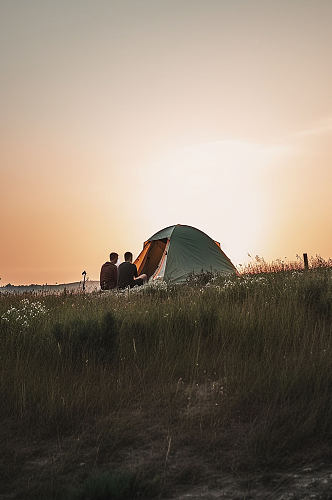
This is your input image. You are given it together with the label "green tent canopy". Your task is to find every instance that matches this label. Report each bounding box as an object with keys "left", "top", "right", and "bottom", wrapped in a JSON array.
[{"left": 134, "top": 224, "right": 237, "bottom": 283}]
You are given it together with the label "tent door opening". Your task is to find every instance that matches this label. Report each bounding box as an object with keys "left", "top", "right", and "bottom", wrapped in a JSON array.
[{"left": 141, "top": 239, "right": 167, "bottom": 279}]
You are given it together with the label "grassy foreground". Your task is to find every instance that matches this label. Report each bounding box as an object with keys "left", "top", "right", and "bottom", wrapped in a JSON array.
[{"left": 1, "top": 265, "right": 332, "bottom": 498}]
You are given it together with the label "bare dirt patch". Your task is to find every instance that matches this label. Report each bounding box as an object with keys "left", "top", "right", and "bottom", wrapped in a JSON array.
[{"left": 2, "top": 415, "right": 332, "bottom": 499}]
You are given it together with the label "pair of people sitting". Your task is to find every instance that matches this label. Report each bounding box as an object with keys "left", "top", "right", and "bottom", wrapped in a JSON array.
[{"left": 100, "top": 251, "right": 147, "bottom": 291}]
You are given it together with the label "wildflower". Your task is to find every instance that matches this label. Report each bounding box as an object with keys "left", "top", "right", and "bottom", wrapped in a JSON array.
[{"left": 0, "top": 300, "right": 48, "bottom": 329}]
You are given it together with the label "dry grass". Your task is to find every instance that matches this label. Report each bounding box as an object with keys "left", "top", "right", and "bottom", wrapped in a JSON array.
[
  {"left": 239, "top": 254, "right": 332, "bottom": 274},
  {"left": 1, "top": 260, "right": 332, "bottom": 498}
]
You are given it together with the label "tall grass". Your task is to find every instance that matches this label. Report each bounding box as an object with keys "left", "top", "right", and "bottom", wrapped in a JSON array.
[
  {"left": 1, "top": 264, "right": 332, "bottom": 496},
  {"left": 239, "top": 254, "right": 332, "bottom": 274}
]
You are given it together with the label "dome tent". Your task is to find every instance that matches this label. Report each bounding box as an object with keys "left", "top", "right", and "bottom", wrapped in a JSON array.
[{"left": 134, "top": 224, "right": 236, "bottom": 284}]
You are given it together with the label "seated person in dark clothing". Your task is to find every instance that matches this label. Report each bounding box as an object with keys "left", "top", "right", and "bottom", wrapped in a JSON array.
[
  {"left": 117, "top": 252, "right": 147, "bottom": 289},
  {"left": 100, "top": 252, "right": 118, "bottom": 290}
]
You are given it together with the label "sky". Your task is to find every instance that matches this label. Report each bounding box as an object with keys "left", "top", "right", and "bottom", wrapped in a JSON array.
[{"left": 1, "top": 0, "right": 331, "bottom": 285}]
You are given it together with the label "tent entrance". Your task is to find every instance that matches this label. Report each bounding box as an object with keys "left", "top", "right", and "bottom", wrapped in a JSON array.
[{"left": 136, "top": 239, "right": 167, "bottom": 279}]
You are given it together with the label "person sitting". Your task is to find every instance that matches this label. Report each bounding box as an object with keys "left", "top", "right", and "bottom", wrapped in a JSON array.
[
  {"left": 100, "top": 252, "right": 118, "bottom": 290},
  {"left": 117, "top": 252, "right": 147, "bottom": 289}
]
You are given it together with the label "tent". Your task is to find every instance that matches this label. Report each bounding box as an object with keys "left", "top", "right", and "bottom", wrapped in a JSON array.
[{"left": 134, "top": 224, "right": 237, "bottom": 283}]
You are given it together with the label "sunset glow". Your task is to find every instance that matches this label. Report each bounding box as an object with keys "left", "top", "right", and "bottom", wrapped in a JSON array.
[{"left": 1, "top": 0, "right": 331, "bottom": 284}]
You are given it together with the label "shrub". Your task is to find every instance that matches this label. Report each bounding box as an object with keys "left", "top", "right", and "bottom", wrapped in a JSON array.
[
  {"left": 302, "top": 275, "right": 332, "bottom": 318},
  {"left": 186, "top": 270, "right": 215, "bottom": 287},
  {"left": 52, "top": 311, "right": 118, "bottom": 362},
  {"left": 70, "top": 470, "right": 158, "bottom": 500}
]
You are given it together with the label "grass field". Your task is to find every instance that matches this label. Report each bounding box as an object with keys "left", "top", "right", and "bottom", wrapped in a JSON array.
[{"left": 1, "top": 258, "right": 332, "bottom": 498}]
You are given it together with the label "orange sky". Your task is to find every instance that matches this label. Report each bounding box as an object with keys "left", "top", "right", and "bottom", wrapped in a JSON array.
[{"left": 1, "top": 0, "right": 331, "bottom": 285}]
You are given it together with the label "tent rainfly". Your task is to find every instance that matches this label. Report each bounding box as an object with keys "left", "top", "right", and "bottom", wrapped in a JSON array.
[{"left": 134, "top": 224, "right": 237, "bottom": 284}]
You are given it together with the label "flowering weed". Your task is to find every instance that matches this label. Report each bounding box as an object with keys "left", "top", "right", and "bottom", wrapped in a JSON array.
[{"left": 1, "top": 298, "right": 48, "bottom": 329}]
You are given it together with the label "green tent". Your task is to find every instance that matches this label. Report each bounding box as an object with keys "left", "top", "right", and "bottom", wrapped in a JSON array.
[{"left": 134, "top": 224, "right": 236, "bottom": 283}]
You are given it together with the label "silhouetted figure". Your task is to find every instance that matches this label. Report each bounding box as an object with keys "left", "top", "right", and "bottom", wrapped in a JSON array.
[
  {"left": 100, "top": 252, "right": 118, "bottom": 290},
  {"left": 117, "top": 252, "right": 147, "bottom": 289}
]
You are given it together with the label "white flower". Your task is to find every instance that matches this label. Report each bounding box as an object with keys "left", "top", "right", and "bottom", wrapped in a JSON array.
[{"left": 0, "top": 300, "right": 48, "bottom": 329}]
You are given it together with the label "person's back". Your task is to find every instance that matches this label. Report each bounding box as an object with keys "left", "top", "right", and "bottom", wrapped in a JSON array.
[
  {"left": 100, "top": 252, "right": 118, "bottom": 290},
  {"left": 117, "top": 251, "right": 147, "bottom": 289},
  {"left": 117, "top": 261, "right": 137, "bottom": 289}
]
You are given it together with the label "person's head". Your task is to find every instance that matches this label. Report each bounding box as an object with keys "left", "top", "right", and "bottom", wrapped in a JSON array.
[
  {"left": 124, "top": 251, "right": 133, "bottom": 263},
  {"left": 109, "top": 252, "right": 118, "bottom": 264}
]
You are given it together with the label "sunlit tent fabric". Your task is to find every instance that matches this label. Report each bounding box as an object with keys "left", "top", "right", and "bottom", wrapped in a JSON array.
[{"left": 134, "top": 224, "right": 236, "bottom": 283}]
